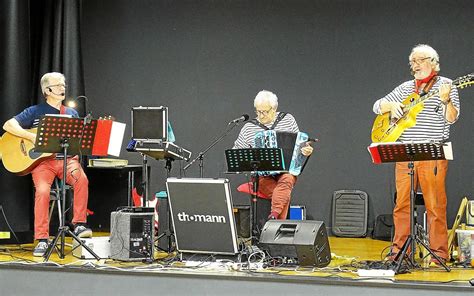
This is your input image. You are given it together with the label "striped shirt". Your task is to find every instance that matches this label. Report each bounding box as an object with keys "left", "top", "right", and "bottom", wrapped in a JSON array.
[
  {"left": 233, "top": 112, "right": 299, "bottom": 148},
  {"left": 373, "top": 76, "right": 460, "bottom": 142}
]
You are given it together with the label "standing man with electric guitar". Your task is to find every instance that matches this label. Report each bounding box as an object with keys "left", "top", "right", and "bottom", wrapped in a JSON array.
[
  {"left": 2, "top": 72, "right": 92, "bottom": 257},
  {"left": 372, "top": 44, "right": 460, "bottom": 265}
]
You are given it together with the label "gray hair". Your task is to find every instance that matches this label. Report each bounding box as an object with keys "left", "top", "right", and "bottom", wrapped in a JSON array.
[
  {"left": 254, "top": 90, "right": 278, "bottom": 109},
  {"left": 409, "top": 44, "right": 440, "bottom": 72},
  {"left": 40, "top": 72, "right": 65, "bottom": 95}
]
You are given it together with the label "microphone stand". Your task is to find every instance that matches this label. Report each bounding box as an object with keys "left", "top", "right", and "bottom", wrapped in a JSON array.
[
  {"left": 75, "top": 96, "right": 91, "bottom": 167},
  {"left": 183, "top": 121, "right": 242, "bottom": 177}
]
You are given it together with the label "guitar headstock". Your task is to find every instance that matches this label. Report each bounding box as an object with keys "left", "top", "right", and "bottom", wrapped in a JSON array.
[{"left": 453, "top": 73, "right": 474, "bottom": 89}]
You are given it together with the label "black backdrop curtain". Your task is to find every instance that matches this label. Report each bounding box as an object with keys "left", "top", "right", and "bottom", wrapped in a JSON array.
[{"left": 0, "top": 0, "right": 85, "bottom": 243}]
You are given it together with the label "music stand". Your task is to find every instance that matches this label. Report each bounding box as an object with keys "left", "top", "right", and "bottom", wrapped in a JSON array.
[
  {"left": 368, "top": 141, "right": 451, "bottom": 273},
  {"left": 225, "top": 148, "right": 285, "bottom": 243},
  {"left": 34, "top": 115, "right": 100, "bottom": 261}
]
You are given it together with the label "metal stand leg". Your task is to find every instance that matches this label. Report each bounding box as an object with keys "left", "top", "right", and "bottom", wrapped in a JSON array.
[
  {"left": 43, "top": 138, "right": 100, "bottom": 261},
  {"left": 250, "top": 171, "right": 260, "bottom": 245},
  {"left": 157, "top": 158, "right": 175, "bottom": 253}
]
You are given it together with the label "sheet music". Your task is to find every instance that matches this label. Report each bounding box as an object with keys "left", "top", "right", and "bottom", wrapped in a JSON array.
[
  {"left": 442, "top": 142, "right": 453, "bottom": 160},
  {"left": 45, "top": 113, "right": 72, "bottom": 118}
]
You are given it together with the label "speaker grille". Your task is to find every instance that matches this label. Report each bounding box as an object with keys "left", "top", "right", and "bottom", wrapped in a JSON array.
[
  {"left": 110, "top": 211, "right": 154, "bottom": 261},
  {"left": 331, "top": 190, "right": 368, "bottom": 237}
]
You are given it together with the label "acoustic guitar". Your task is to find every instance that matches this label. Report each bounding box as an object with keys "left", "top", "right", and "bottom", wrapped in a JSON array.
[
  {"left": 0, "top": 128, "right": 54, "bottom": 175},
  {"left": 371, "top": 73, "right": 474, "bottom": 143}
]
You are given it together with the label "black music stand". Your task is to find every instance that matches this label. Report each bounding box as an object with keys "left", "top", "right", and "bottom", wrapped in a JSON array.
[
  {"left": 34, "top": 115, "right": 100, "bottom": 261},
  {"left": 368, "top": 141, "right": 451, "bottom": 273},
  {"left": 225, "top": 148, "right": 285, "bottom": 244}
]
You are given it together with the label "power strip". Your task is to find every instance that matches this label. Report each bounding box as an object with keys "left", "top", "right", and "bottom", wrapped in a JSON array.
[{"left": 357, "top": 269, "right": 395, "bottom": 277}]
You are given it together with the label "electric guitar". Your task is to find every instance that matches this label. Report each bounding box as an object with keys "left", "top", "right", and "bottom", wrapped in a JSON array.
[
  {"left": 0, "top": 128, "right": 54, "bottom": 175},
  {"left": 371, "top": 73, "right": 474, "bottom": 143}
]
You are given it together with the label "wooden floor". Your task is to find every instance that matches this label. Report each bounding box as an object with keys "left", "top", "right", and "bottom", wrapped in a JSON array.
[{"left": 0, "top": 235, "right": 473, "bottom": 285}]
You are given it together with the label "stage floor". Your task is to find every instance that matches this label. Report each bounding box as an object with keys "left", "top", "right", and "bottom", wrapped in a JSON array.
[{"left": 1, "top": 235, "right": 472, "bottom": 286}]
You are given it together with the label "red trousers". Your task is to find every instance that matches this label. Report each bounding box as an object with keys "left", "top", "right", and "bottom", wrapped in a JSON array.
[
  {"left": 393, "top": 160, "right": 449, "bottom": 260},
  {"left": 31, "top": 157, "right": 89, "bottom": 240},
  {"left": 257, "top": 173, "right": 297, "bottom": 219}
]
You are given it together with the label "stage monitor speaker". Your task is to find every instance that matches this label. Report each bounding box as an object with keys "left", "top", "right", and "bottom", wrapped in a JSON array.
[
  {"left": 259, "top": 220, "right": 331, "bottom": 267},
  {"left": 110, "top": 211, "right": 154, "bottom": 261}
]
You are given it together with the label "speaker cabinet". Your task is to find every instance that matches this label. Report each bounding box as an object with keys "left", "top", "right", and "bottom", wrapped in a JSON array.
[
  {"left": 259, "top": 220, "right": 331, "bottom": 267},
  {"left": 86, "top": 166, "right": 143, "bottom": 231},
  {"left": 110, "top": 211, "right": 154, "bottom": 261},
  {"left": 332, "top": 190, "right": 368, "bottom": 237}
]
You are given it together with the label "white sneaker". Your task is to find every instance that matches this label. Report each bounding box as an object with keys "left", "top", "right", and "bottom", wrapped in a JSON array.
[
  {"left": 33, "top": 241, "right": 49, "bottom": 257},
  {"left": 74, "top": 225, "right": 92, "bottom": 238}
]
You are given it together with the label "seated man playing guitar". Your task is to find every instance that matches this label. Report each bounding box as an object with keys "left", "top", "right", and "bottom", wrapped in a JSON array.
[
  {"left": 233, "top": 90, "right": 313, "bottom": 220},
  {"left": 2, "top": 72, "right": 92, "bottom": 257},
  {"left": 372, "top": 44, "right": 460, "bottom": 265}
]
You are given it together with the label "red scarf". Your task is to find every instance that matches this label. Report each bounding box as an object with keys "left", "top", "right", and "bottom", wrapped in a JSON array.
[{"left": 415, "top": 71, "right": 437, "bottom": 93}]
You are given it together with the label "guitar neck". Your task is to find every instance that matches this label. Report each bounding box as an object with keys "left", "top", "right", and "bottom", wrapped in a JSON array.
[
  {"left": 408, "top": 84, "right": 442, "bottom": 108},
  {"left": 408, "top": 73, "right": 474, "bottom": 108}
]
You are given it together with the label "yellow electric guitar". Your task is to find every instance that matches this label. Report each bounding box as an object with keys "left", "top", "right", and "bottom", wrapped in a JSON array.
[
  {"left": 371, "top": 73, "right": 474, "bottom": 143},
  {"left": 0, "top": 128, "right": 54, "bottom": 175}
]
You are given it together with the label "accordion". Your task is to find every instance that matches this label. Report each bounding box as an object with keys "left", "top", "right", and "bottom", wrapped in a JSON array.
[{"left": 254, "top": 131, "right": 310, "bottom": 176}]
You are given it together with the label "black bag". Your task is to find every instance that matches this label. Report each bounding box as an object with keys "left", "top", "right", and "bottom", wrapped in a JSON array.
[{"left": 372, "top": 214, "right": 393, "bottom": 241}]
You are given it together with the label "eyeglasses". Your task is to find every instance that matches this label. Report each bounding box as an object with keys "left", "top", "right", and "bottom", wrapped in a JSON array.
[
  {"left": 255, "top": 107, "right": 274, "bottom": 116},
  {"left": 408, "top": 57, "right": 432, "bottom": 66},
  {"left": 47, "top": 83, "right": 67, "bottom": 88}
]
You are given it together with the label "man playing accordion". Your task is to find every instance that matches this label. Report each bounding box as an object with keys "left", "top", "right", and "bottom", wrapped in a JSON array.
[{"left": 233, "top": 90, "right": 313, "bottom": 220}]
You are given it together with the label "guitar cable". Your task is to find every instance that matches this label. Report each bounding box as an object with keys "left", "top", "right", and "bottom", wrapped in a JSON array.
[{"left": 0, "top": 205, "right": 21, "bottom": 245}]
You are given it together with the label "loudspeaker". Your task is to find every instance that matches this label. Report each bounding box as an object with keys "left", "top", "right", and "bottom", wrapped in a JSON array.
[
  {"left": 332, "top": 190, "right": 368, "bottom": 237},
  {"left": 259, "top": 220, "right": 331, "bottom": 267},
  {"left": 110, "top": 211, "right": 154, "bottom": 261}
]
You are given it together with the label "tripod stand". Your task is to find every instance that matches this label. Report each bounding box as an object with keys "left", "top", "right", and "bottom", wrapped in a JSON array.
[
  {"left": 156, "top": 158, "right": 175, "bottom": 253},
  {"left": 42, "top": 138, "right": 99, "bottom": 261},
  {"left": 132, "top": 140, "right": 191, "bottom": 253},
  {"left": 368, "top": 141, "right": 452, "bottom": 273},
  {"left": 33, "top": 116, "right": 100, "bottom": 261},
  {"left": 225, "top": 148, "right": 284, "bottom": 244}
]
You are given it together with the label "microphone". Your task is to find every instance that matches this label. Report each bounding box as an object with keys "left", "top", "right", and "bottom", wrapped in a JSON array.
[
  {"left": 84, "top": 112, "right": 92, "bottom": 125},
  {"left": 48, "top": 87, "right": 65, "bottom": 96},
  {"left": 69, "top": 96, "right": 92, "bottom": 124},
  {"left": 230, "top": 114, "right": 249, "bottom": 124},
  {"left": 67, "top": 95, "right": 88, "bottom": 108}
]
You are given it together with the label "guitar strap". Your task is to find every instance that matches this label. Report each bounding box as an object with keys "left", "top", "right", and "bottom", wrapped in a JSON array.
[
  {"left": 417, "top": 75, "right": 438, "bottom": 95},
  {"left": 60, "top": 104, "right": 67, "bottom": 115},
  {"left": 249, "top": 112, "right": 287, "bottom": 130}
]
